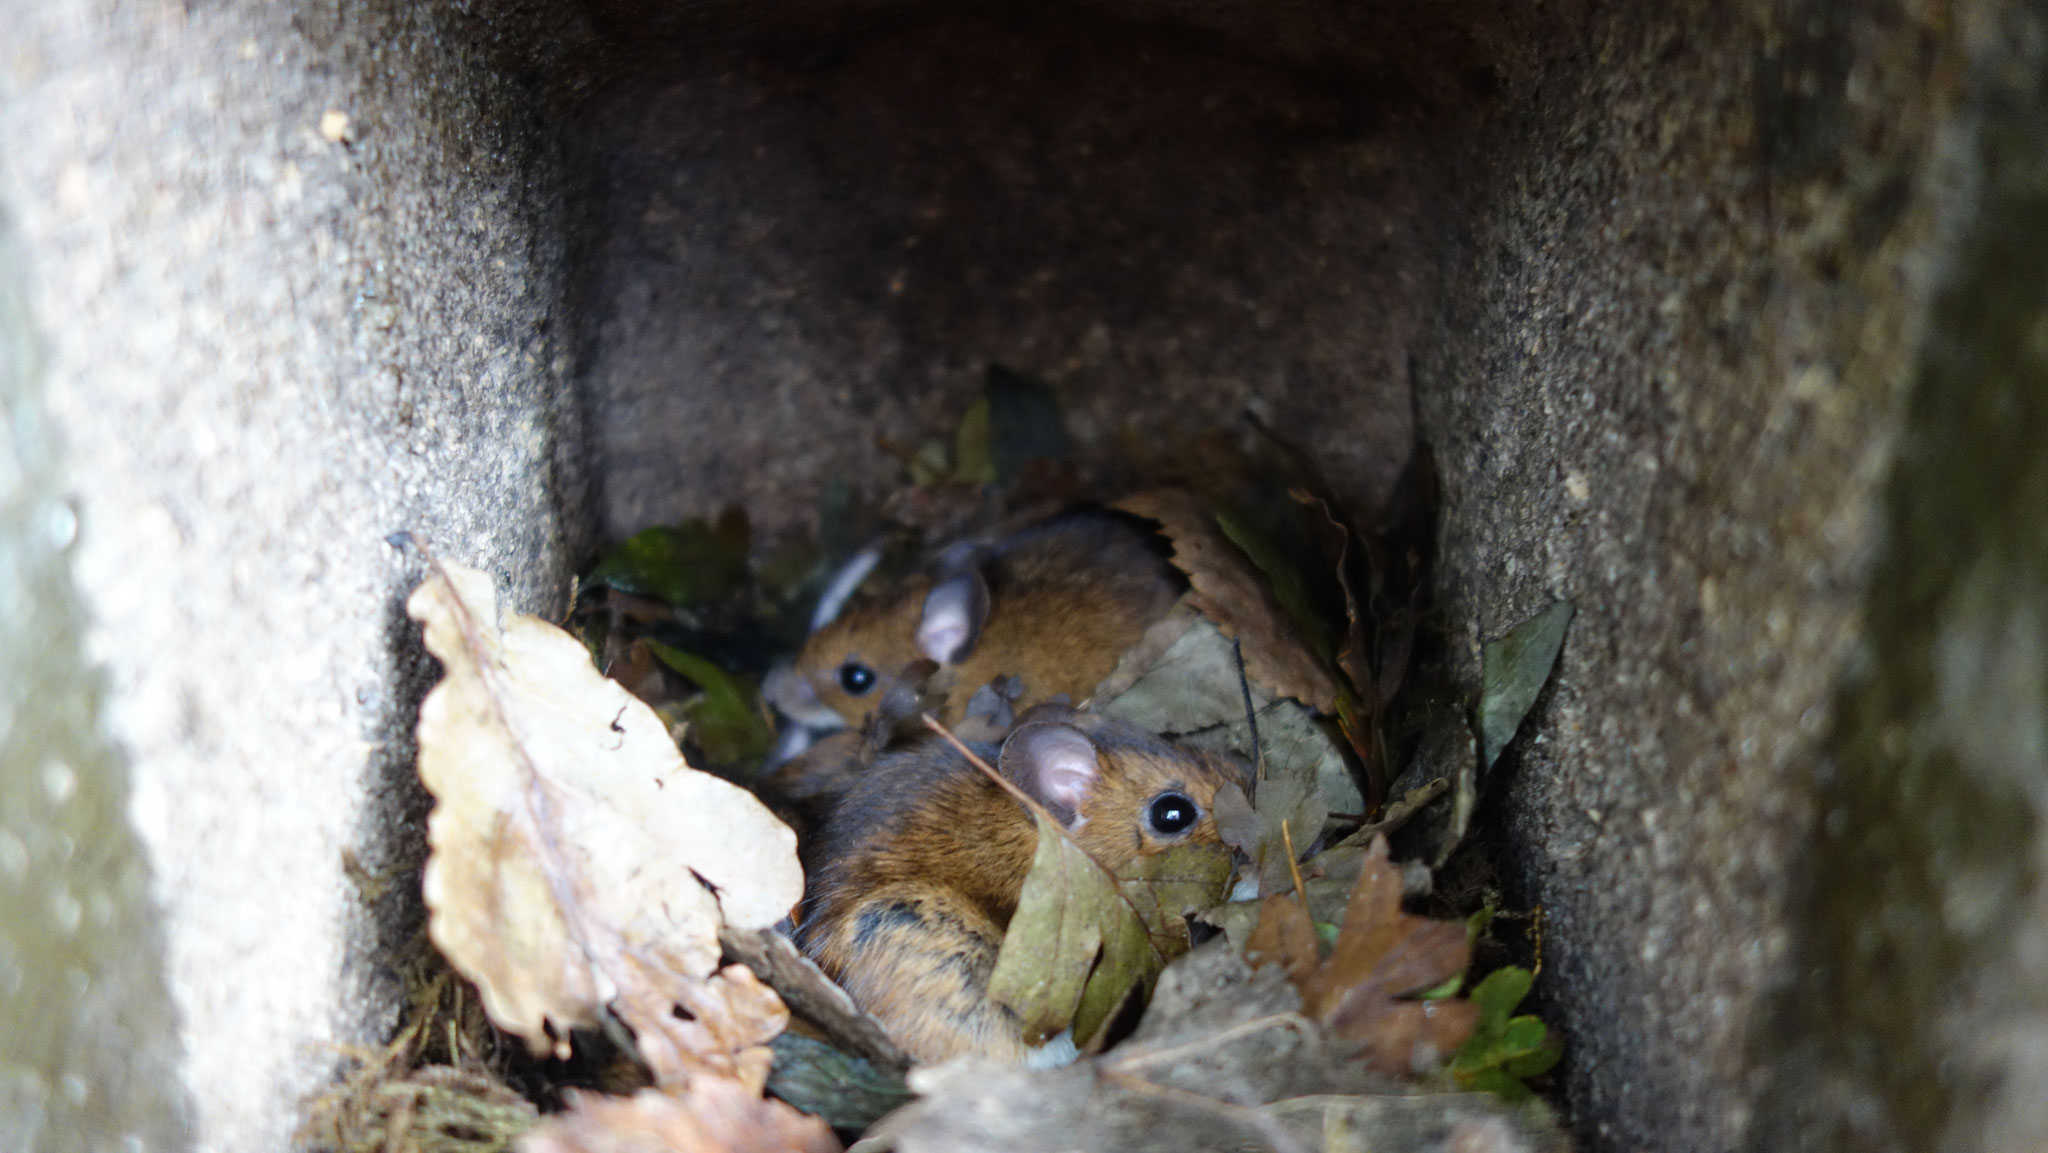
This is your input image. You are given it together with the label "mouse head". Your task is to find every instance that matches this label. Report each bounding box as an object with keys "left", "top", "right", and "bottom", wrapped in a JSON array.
[
  {"left": 996, "top": 706, "right": 1249, "bottom": 875},
  {"left": 767, "top": 567, "right": 991, "bottom": 731}
]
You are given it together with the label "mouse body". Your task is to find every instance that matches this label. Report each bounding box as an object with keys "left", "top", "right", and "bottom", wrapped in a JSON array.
[
  {"left": 764, "top": 508, "right": 1183, "bottom": 734},
  {"left": 795, "top": 707, "right": 1246, "bottom": 1065}
]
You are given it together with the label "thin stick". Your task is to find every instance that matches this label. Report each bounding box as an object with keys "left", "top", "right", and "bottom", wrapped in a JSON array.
[
  {"left": 1280, "top": 820, "right": 1309, "bottom": 915},
  {"left": 1234, "top": 638, "right": 1264, "bottom": 779},
  {"left": 922, "top": 713, "right": 1036, "bottom": 810},
  {"left": 1104, "top": 1011, "right": 1322, "bottom": 1074}
]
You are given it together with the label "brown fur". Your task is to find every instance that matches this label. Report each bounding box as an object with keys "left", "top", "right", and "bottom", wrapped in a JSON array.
[
  {"left": 784, "top": 509, "right": 1185, "bottom": 730},
  {"left": 795, "top": 712, "right": 1247, "bottom": 1065}
]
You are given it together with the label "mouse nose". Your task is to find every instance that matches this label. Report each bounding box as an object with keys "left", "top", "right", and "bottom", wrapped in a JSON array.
[{"left": 763, "top": 661, "right": 844, "bottom": 730}]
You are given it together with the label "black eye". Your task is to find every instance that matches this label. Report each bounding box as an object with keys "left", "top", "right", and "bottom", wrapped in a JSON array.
[
  {"left": 838, "top": 661, "right": 877, "bottom": 695},
  {"left": 1146, "top": 792, "right": 1198, "bottom": 836}
]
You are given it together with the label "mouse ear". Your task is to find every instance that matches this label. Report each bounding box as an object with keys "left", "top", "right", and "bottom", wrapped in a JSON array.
[
  {"left": 999, "top": 721, "right": 1100, "bottom": 826},
  {"left": 917, "top": 570, "right": 990, "bottom": 665}
]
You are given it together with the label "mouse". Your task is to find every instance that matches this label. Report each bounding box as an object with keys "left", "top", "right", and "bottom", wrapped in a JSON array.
[
  {"left": 763, "top": 507, "right": 1184, "bottom": 734},
  {"left": 794, "top": 705, "right": 1247, "bottom": 1066}
]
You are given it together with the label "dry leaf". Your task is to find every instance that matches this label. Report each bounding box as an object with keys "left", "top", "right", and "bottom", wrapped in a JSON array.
[
  {"left": 408, "top": 559, "right": 803, "bottom": 1082},
  {"left": 1097, "top": 616, "right": 1359, "bottom": 820},
  {"left": 1241, "top": 894, "right": 1320, "bottom": 987},
  {"left": 1114, "top": 489, "right": 1341, "bottom": 713},
  {"left": 516, "top": 1082, "right": 840, "bottom": 1153},
  {"left": 1262, "top": 836, "right": 1476, "bottom": 1075}
]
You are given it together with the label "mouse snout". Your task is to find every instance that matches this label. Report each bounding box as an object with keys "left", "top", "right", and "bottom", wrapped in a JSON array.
[{"left": 763, "top": 661, "right": 845, "bottom": 731}]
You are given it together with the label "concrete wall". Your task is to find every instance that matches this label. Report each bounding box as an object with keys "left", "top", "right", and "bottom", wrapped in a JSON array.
[
  {"left": 0, "top": 0, "right": 588, "bottom": 1147},
  {"left": 1418, "top": 2, "right": 2048, "bottom": 1150}
]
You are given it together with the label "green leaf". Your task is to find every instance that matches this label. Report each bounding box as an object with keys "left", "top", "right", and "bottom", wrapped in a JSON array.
[
  {"left": 908, "top": 438, "right": 950, "bottom": 487},
  {"left": 985, "top": 364, "right": 1068, "bottom": 483},
  {"left": 1502, "top": 1029, "right": 1563, "bottom": 1078},
  {"left": 1478, "top": 599, "right": 1575, "bottom": 770},
  {"left": 642, "top": 641, "right": 773, "bottom": 769},
  {"left": 1497, "top": 1015, "right": 1550, "bottom": 1058},
  {"left": 987, "top": 811, "right": 1159, "bottom": 1048},
  {"left": 1417, "top": 973, "right": 1464, "bottom": 1001},
  {"left": 584, "top": 511, "right": 750, "bottom": 607},
  {"left": 1458, "top": 1067, "right": 1532, "bottom": 1103},
  {"left": 1449, "top": 965, "right": 1559, "bottom": 1100},
  {"left": 1464, "top": 966, "right": 1535, "bottom": 1040},
  {"left": 952, "top": 396, "right": 997, "bottom": 486},
  {"left": 765, "top": 1033, "right": 913, "bottom": 1130}
]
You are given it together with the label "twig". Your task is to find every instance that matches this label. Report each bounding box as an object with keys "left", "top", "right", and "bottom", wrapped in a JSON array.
[
  {"left": 1280, "top": 820, "right": 1309, "bottom": 916},
  {"left": 1336, "top": 777, "right": 1450, "bottom": 848},
  {"left": 1233, "top": 638, "right": 1263, "bottom": 779},
  {"left": 1103, "top": 1012, "right": 1323, "bottom": 1074}
]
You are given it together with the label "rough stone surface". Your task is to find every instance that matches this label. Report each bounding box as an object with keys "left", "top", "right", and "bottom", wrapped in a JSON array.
[
  {"left": 1414, "top": 2, "right": 2040, "bottom": 1151},
  {"left": 569, "top": 13, "right": 1460, "bottom": 543},
  {"left": 0, "top": 0, "right": 589, "bottom": 1148}
]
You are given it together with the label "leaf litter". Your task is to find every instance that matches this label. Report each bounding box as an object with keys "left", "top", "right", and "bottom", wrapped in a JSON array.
[{"left": 349, "top": 383, "right": 1580, "bottom": 1152}]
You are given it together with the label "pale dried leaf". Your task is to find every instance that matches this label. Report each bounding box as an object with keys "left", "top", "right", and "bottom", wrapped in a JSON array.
[
  {"left": 1088, "top": 598, "right": 1199, "bottom": 703},
  {"left": 1114, "top": 489, "right": 1341, "bottom": 713},
  {"left": 408, "top": 560, "right": 803, "bottom": 1073},
  {"left": 1097, "top": 617, "right": 1359, "bottom": 818},
  {"left": 516, "top": 1082, "right": 840, "bottom": 1153},
  {"left": 620, "top": 962, "right": 786, "bottom": 1091}
]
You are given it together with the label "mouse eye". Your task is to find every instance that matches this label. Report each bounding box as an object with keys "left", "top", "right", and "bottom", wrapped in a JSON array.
[
  {"left": 838, "top": 661, "right": 877, "bottom": 695},
  {"left": 1145, "top": 792, "right": 1198, "bottom": 836}
]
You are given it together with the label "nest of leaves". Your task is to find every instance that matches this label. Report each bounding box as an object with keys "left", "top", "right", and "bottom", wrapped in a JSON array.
[{"left": 317, "top": 366, "right": 1579, "bottom": 1153}]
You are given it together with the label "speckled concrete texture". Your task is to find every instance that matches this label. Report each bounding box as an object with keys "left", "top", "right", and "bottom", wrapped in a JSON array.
[
  {"left": 1412, "top": 2, "right": 1992, "bottom": 1150},
  {"left": 570, "top": 13, "right": 1464, "bottom": 543},
  {"left": 0, "top": 0, "right": 589, "bottom": 1148}
]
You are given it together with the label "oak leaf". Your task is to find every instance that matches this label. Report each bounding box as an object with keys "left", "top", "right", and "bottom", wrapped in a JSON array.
[
  {"left": 408, "top": 559, "right": 803, "bottom": 1084},
  {"left": 1255, "top": 836, "right": 1477, "bottom": 1075}
]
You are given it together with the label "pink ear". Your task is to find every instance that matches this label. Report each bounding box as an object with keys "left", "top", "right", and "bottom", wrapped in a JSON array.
[
  {"left": 999, "top": 722, "right": 1100, "bottom": 825},
  {"left": 917, "top": 571, "right": 989, "bottom": 664}
]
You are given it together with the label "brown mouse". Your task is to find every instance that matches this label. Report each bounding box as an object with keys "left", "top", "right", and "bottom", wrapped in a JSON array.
[
  {"left": 764, "top": 508, "right": 1184, "bottom": 733},
  {"left": 795, "top": 707, "right": 1247, "bottom": 1066}
]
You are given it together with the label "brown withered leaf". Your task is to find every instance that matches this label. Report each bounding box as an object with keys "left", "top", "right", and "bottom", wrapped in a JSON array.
[
  {"left": 408, "top": 559, "right": 804, "bottom": 1082},
  {"left": 1262, "top": 836, "right": 1476, "bottom": 1075},
  {"left": 516, "top": 1081, "right": 840, "bottom": 1153},
  {"left": 1241, "top": 894, "right": 1320, "bottom": 987},
  {"left": 1113, "top": 489, "right": 1341, "bottom": 713}
]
